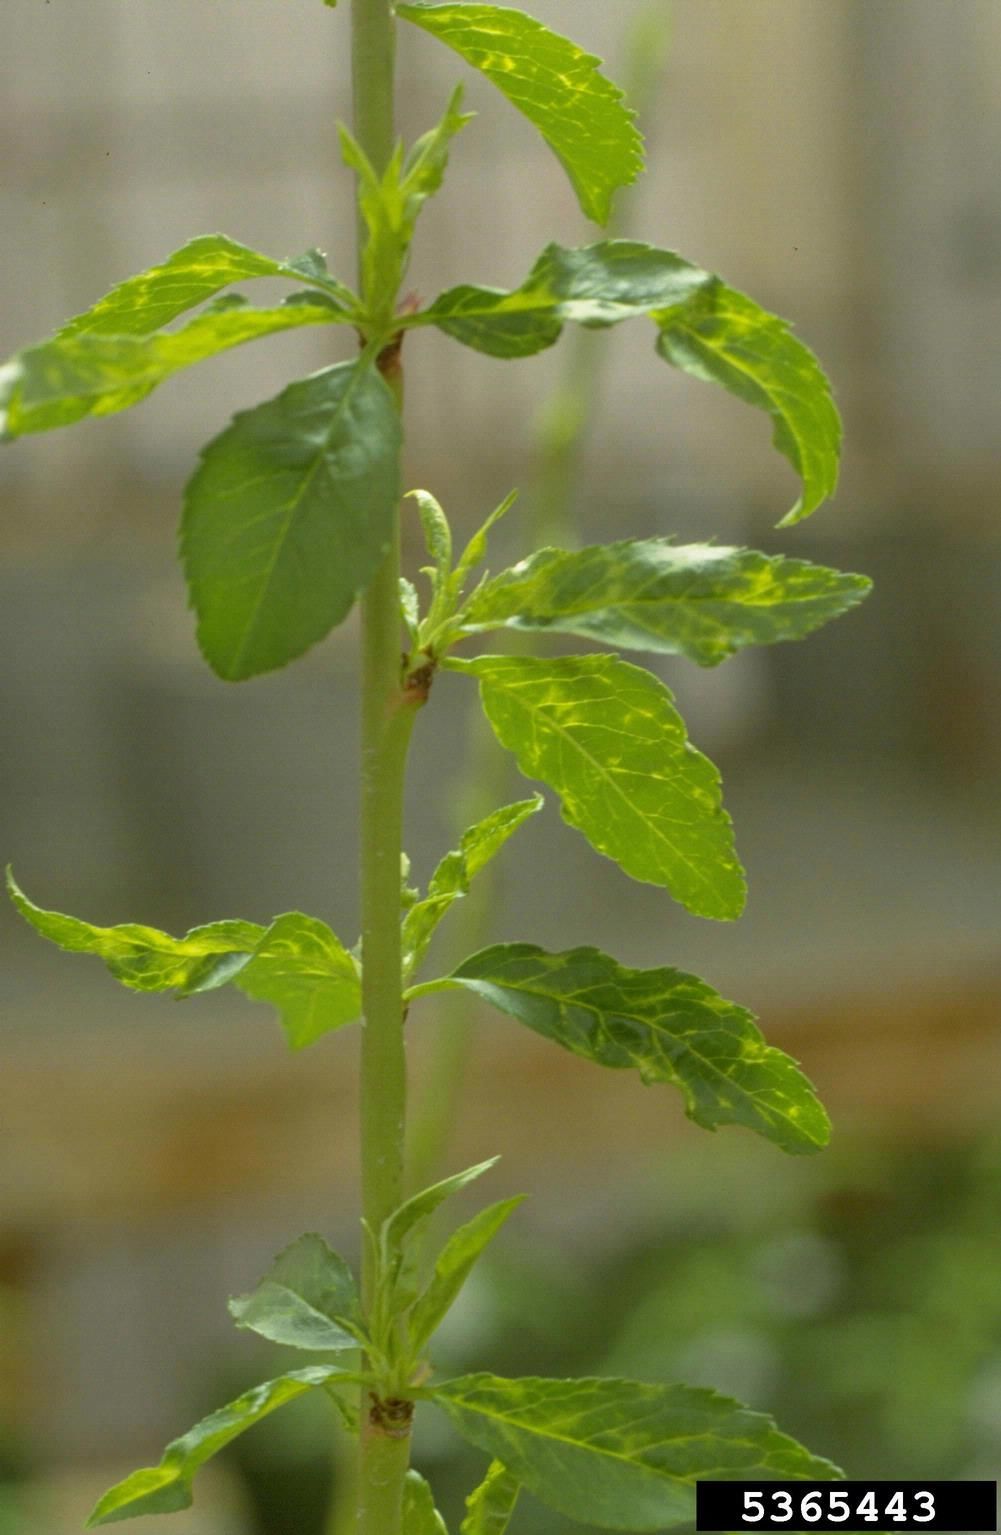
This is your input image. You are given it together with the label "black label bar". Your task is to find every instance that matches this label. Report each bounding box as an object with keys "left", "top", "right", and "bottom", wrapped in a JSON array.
[{"left": 696, "top": 1480, "right": 997, "bottom": 1532}]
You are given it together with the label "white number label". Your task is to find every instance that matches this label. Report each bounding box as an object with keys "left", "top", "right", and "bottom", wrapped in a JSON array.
[
  {"left": 856, "top": 1491, "right": 879, "bottom": 1522},
  {"left": 913, "top": 1490, "right": 936, "bottom": 1523},
  {"left": 885, "top": 1491, "right": 907, "bottom": 1522},
  {"left": 743, "top": 1492, "right": 764, "bottom": 1522},
  {"left": 771, "top": 1492, "right": 793, "bottom": 1523},
  {"left": 828, "top": 1491, "right": 850, "bottom": 1522}
]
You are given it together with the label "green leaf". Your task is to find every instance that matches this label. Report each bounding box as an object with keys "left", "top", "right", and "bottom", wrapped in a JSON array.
[
  {"left": 235, "top": 913, "right": 362, "bottom": 1050},
  {"left": 461, "top": 1462, "right": 520, "bottom": 1535},
  {"left": 656, "top": 283, "right": 841, "bottom": 526},
  {"left": 382, "top": 1159, "right": 500, "bottom": 1263},
  {"left": 409, "top": 1196, "right": 525, "bottom": 1352},
  {"left": 229, "top": 1234, "right": 361, "bottom": 1351},
  {"left": 181, "top": 357, "right": 401, "bottom": 680},
  {"left": 460, "top": 540, "right": 870, "bottom": 665},
  {"left": 6, "top": 867, "right": 263, "bottom": 994},
  {"left": 412, "top": 241, "right": 840, "bottom": 522},
  {"left": 410, "top": 488, "right": 453, "bottom": 593},
  {"left": 434, "top": 1374, "right": 841, "bottom": 1533},
  {"left": 402, "top": 796, "right": 543, "bottom": 975},
  {"left": 396, "top": 5, "right": 643, "bottom": 225},
  {"left": 450, "top": 655, "right": 745, "bottom": 920},
  {"left": 419, "top": 241, "right": 708, "bottom": 359},
  {"left": 404, "top": 1470, "right": 450, "bottom": 1535},
  {"left": 2, "top": 295, "right": 347, "bottom": 438},
  {"left": 51, "top": 233, "right": 344, "bottom": 341},
  {"left": 439, "top": 945, "right": 829, "bottom": 1155},
  {"left": 339, "top": 90, "right": 471, "bottom": 318},
  {"left": 86, "top": 1366, "right": 346, "bottom": 1526}
]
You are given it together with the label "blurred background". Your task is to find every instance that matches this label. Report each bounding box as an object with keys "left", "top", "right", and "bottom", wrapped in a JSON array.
[{"left": 3, "top": 0, "right": 1001, "bottom": 1530}]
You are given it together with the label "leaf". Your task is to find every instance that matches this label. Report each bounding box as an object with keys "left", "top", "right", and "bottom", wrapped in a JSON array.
[
  {"left": 229, "top": 1234, "right": 361, "bottom": 1351},
  {"left": 382, "top": 1159, "right": 500, "bottom": 1263},
  {"left": 461, "top": 1462, "right": 521, "bottom": 1535},
  {"left": 86, "top": 1366, "right": 347, "bottom": 1526},
  {"left": 460, "top": 540, "right": 870, "bottom": 665},
  {"left": 412, "top": 241, "right": 840, "bottom": 522},
  {"left": 402, "top": 796, "right": 543, "bottom": 975},
  {"left": 404, "top": 1470, "right": 450, "bottom": 1535},
  {"left": 396, "top": 5, "right": 643, "bottom": 225},
  {"left": 450, "top": 655, "right": 745, "bottom": 920},
  {"left": 339, "top": 89, "right": 471, "bottom": 317},
  {"left": 2, "top": 296, "right": 347, "bottom": 438},
  {"left": 410, "top": 488, "right": 453, "bottom": 592},
  {"left": 409, "top": 1196, "right": 525, "bottom": 1352},
  {"left": 6, "top": 867, "right": 263, "bottom": 994},
  {"left": 433, "top": 1374, "right": 842, "bottom": 1533},
  {"left": 181, "top": 357, "right": 401, "bottom": 680},
  {"left": 656, "top": 283, "right": 841, "bottom": 525},
  {"left": 419, "top": 241, "right": 709, "bottom": 359},
  {"left": 235, "top": 913, "right": 362, "bottom": 1050},
  {"left": 439, "top": 945, "right": 829, "bottom": 1154},
  {"left": 52, "top": 233, "right": 341, "bottom": 341}
]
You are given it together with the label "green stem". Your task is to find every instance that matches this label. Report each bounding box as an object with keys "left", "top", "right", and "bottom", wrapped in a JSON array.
[{"left": 351, "top": 4, "right": 414, "bottom": 1534}]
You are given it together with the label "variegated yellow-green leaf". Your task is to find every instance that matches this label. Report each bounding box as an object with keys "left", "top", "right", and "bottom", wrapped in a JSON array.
[
  {"left": 449, "top": 655, "right": 745, "bottom": 919},
  {"left": 86, "top": 1367, "right": 348, "bottom": 1526},
  {"left": 412, "top": 241, "right": 840, "bottom": 522},
  {"left": 460, "top": 1461, "right": 520, "bottom": 1535},
  {"left": 49, "top": 233, "right": 349, "bottom": 341},
  {"left": 181, "top": 357, "right": 401, "bottom": 680},
  {"left": 655, "top": 282, "right": 841, "bottom": 525},
  {"left": 7, "top": 870, "right": 361, "bottom": 1048},
  {"left": 1, "top": 295, "right": 347, "bottom": 438},
  {"left": 234, "top": 913, "right": 362, "bottom": 1049},
  {"left": 459, "top": 539, "right": 870, "bottom": 664},
  {"left": 402, "top": 796, "right": 543, "bottom": 975},
  {"left": 396, "top": 5, "right": 642, "bottom": 225},
  {"left": 6, "top": 867, "right": 263, "bottom": 994},
  {"left": 434, "top": 1374, "right": 841, "bottom": 1532},
  {"left": 430, "top": 944, "right": 828, "bottom": 1154},
  {"left": 229, "top": 1234, "right": 361, "bottom": 1351}
]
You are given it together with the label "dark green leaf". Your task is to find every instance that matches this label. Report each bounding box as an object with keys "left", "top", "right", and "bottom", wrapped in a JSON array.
[
  {"left": 235, "top": 913, "right": 362, "bottom": 1049},
  {"left": 6, "top": 867, "right": 262, "bottom": 993},
  {"left": 450, "top": 655, "right": 745, "bottom": 919},
  {"left": 2, "top": 297, "right": 347, "bottom": 438},
  {"left": 181, "top": 357, "right": 401, "bottom": 680},
  {"left": 229, "top": 1234, "right": 360, "bottom": 1351},
  {"left": 440, "top": 945, "right": 829, "bottom": 1154},
  {"left": 656, "top": 282, "right": 841, "bottom": 525},
  {"left": 404, "top": 1470, "right": 450, "bottom": 1534},
  {"left": 460, "top": 540, "right": 870, "bottom": 665},
  {"left": 396, "top": 5, "right": 643, "bottom": 225},
  {"left": 409, "top": 1197, "right": 525, "bottom": 1352},
  {"left": 434, "top": 1374, "right": 841, "bottom": 1532},
  {"left": 86, "top": 1367, "right": 347, "bottom": 1526},
  {"left": 420, "top": 242, "right": 707, "bottom": 359},
  {"left": 461, "top": 1462, "right": 520, "bottom": 1535},
  {"left": 402, "top": 796, "right": 543, "bottom": 975}
]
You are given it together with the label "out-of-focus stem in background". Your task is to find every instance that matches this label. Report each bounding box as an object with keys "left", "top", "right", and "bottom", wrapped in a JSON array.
[{"left": 407, "top": 1, "right": 674, "bottom": 1194}]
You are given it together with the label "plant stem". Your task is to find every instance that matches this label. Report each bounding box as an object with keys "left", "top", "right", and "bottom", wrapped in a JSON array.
[{"left": 351, "top": 3, "right": 413, "bottom": 1533}]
